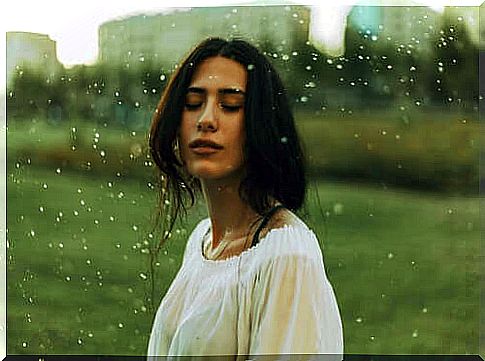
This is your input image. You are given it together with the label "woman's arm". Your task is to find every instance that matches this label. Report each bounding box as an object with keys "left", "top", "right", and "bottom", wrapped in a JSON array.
[{"left": 249, "top": 253, "right": 343, "bottom": 357}]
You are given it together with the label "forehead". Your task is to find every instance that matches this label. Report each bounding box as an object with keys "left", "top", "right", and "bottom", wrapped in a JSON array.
[{"left": 189, "top": 56, "right": 247, "bottom": 90}]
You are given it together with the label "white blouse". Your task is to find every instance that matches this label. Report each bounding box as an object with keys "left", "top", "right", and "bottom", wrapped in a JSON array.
[{"left": 147, "top": 216, "right": 344, "bottom": 359}]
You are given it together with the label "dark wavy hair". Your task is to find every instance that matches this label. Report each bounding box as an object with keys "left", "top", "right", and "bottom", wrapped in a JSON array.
[{"left": 149, "top": 37, "right": 306, "bottom": 249}]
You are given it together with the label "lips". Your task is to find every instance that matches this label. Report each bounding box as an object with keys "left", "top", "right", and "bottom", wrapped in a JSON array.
[
  {"left": 189, "top": 139, "right": 223, "bottom": 150},
  {"left": 189, "top": 139, "right": 223, "bottom": 155}
]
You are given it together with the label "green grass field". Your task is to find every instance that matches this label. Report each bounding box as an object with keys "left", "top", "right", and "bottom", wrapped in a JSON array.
[{"left": 7, "top": 164, "right": 479, "bottom": 355}]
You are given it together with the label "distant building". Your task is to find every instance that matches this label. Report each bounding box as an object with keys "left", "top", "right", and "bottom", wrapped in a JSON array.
[
  {"left": 98, "top": 6, "right": 310, "bottom": 67},
  {"left": 6, "top": 32, "right": 62, "bottom": 86},
  {"left": 348, "top": 6, "right": 442, "bottom": 55}
]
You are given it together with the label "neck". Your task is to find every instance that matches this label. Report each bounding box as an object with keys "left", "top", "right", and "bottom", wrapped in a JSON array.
[{"left": 201, "top": 177, "right": 259, "bottom": 248}]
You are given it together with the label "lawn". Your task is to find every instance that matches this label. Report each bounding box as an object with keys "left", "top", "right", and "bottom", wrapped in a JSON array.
[{"left": 6, "top": 164, "right": 479, "bottom": 355}]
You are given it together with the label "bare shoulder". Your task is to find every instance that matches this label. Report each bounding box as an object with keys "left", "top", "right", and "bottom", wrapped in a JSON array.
[{"left": 267, "top": 207, "right": 303, "bottom": 230}]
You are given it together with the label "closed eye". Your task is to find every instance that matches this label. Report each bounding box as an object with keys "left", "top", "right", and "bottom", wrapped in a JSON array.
[
  {"left": 221, "top": 104, "right": 243, "bottom": 112},
  {"left": 184, "top": 103, "right": 202, "bottom": 110}
]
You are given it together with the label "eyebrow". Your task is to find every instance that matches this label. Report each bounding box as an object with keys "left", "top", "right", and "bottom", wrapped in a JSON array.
[{"left": 186, "top": 87, "right": 246, "bottom": 95}]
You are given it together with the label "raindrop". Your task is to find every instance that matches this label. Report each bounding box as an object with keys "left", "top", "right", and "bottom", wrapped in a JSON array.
[
  {"left": 247, "top": 64, "right": 255, "bottom": 71},
  {"left": 415, "top": 100, "right": 421, "bottom": 106},
  {"left": 132, "top": 225, "right": 138, "bottom": 231},
  {"left": 139, "top": 272, "right": 147, "bottom": 280},
  {"left": 77, "top": 338, "right": 83, "bottom": 345},
  {"left": 56, "top": 168, "right": 61, "bottom": 174},
  {"left": 370, "top": 335, "right": 375, "bottom": 341},
  {"left": 371, "top": 35, "right": 378, "bottom": 41},
  {"left": 39, "top": 206, "right": 44, "bottom": 213},
  {"left": 300, "top": 96, "right": 308, "bottom": 103},
  {"left": 387, "top": 65, "right": 393, "bottom": 70},
  {"left": 65, "top": 276, "right": 71, "bottom": 281},
  {"left": 59, "top": 242, "right": 64, "bottom": 249},
  {"left": 30, "top": 230, "right": 35, "bottom": 237},
  {"left": 326, "top": 59, "right": 333, "bottom": 65},
  {"left": 395, "top": 135, "right": 401, "bottom": 140},
  {"left": 355, "top": 317, "right": 363, "bottom": 323},
  {"left": 422, "top": 307, "right": 428, "bottom": 313},
  {"left": 160, "top": 74, "right": 166, "bottom": 81},
  {"left": 280, "top": 137, "right": 288, "bottom": 143},
  {"left": 282, "top": 54, "right": 289, "bottom": 61},
  {"left": 22, "top": 341, "right": 27, "bottom": 348},
  {"left": 387, "top": 252, "right": 394, "bottom": 259},
  {"left": 305, "top": 65, "right": 312, "bottom": 71},
  {"left": 109, "top": 216, "right": 115, "bottom": 222},
  {"left": 412, "top": 330, "right": 418, "bottom": 338},
  {"left": 42, "top": 183, "right": 48, "bottom": 190},
  {"left": 73, "top": 210, "right": 79, "bottom": 216},
  {"left": 336, "top": 64, "right": 343, "bottom": 70},
  {"left": 409, "top": 66, "right": 416, "bottom": 71}
]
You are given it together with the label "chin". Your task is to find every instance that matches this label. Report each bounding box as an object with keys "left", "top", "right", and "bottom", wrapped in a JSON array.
[{"left": 187, "top": 164, "right": 244, "bottom": 182}]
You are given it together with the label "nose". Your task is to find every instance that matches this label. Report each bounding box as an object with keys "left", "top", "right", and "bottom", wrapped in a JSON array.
[{"left": 197, "top": 99, "right": 218, "bottom": 132}]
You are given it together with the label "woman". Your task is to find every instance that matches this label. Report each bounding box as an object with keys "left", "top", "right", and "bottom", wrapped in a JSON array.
[{"left": 147, "top": 37, "right": 343, "bottom": 357}]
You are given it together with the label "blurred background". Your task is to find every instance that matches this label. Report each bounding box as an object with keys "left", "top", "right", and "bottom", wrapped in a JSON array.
[{"left": 4, "top": 1, "right": 481, "bottom": 356}]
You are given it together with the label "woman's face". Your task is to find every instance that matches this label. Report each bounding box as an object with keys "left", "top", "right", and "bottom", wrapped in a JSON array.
[{"left": 179, "top": 56, "right": 247, "bottom": 182}]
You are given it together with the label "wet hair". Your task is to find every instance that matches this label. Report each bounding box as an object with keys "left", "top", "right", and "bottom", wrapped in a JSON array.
[{"left": 149, "top": 37, "right": 306, "bottom": 246}]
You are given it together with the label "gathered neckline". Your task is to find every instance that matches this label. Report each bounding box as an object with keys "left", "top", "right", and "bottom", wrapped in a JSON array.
[{"left": 197, "top": 218, "right": 302, "bottom": 267}]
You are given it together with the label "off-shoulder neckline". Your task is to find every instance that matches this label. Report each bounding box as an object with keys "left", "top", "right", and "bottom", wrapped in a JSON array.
[{"left": 197, "top": 217, "right": 310, "bottom": 267}]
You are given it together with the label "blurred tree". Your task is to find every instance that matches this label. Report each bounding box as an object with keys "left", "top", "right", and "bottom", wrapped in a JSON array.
[{"left": 425, "top": 13, "right": 478, "bottom": 111}]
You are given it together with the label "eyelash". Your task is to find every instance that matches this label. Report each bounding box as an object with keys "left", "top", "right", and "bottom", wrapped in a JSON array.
[{"left": 184, "top": 103, "right": 242, "bottom": 112}]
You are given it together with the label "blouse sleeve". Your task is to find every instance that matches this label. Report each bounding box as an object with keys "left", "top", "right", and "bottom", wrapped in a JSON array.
[{"left": 248, "top": 252, "right": 343, "bottom": 357}]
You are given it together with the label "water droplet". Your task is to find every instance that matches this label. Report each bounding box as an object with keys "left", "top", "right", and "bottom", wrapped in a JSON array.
[
  {"left": 422, "top": 307, "right": 428, "bottom": 313},
  {"left": 22, "top": 341, "right": 27, "bottom": 348},
  {"left": 336, "top": 64, "right": 343, "bottom": 70},
  {"left": 412, "top": 330, "right": 418, "bottom": 338},
  {"left": 280, "top": 137, "right": 288, "bottom": 144},
  {"left": 65, "top": 276, "right": 71, "bottom": 281},
  {"left": 39, "top": 206, "right": 44, "bottom": 212},
  {"left": 387, "top": 252, "right": 394, "bottom": 259},
  {"left": 118, "top": 323, "right": 124, "bottom": 328},
  {"left": 56, "top": 168, "right": 61, "bottom": 174},
  {"left": 282, "top": 54, "right": 289, "bottom": 61},
  {"left": 247, "top": 64, "right": 255, "bottom": 71},
  {"left": 118, "top": 191, "right": 125, "bottom": 199},
  {"left": 30, "top": 230, "right": 35, "bottom": 237},
  {"left": 387, "top": 65, "right": 393, "bottom": 70},
  {"left": 160, "top": 74, "right": 166, "bottom": 81},
  {"left": 42, "top": 183, "right": 48, "bottom": 189},
  {"left": 370, "top": 335, "right": 375, "bottom": 341},
  {"left": 356, "top": 317, "right": 363, "bottom": 323},
  {"left": 300, "top": 96, "right": 308, "bottom": 103},
  {"left": 59, "top": 242, "right": 64, "bottom": 249},
  {"left": 77, "top": 338, "right": 83, "bottom": 344},
  {"left": 139, "top": 272, "right": 147, "bottom": 280}
]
